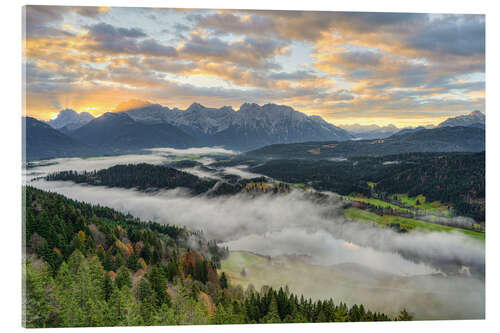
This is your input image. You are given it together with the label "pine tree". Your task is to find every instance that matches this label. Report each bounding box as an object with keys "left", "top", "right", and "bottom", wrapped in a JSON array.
[
  {"left": 115, "top": 266, "right": 132, "bottom": 290},
  {"left": 264, "top": 293, "right": 281, "bottom": 323},
  {"left": 149, "top": 265, "right": 170, "bottom": 307},
  {"left": 334, "top": 302, "right": 349, "bottom": 322},
  {"left": 397, "top": 309, "right": 413, "bottom": 321},
  {"left": 219, "top": 272, "right": 228, "bottom": 289}
]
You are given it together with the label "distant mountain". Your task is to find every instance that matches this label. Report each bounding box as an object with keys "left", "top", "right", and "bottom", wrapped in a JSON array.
[
  {"left": 47, "top": 109, "right": 94, "bottom": 131},
  {"left": 123, "top": 102, "right": 352, "bottom": 149},
  {"left": 392, "top": 126, "right": 429, "bottom": 136},
  {"left": 122, "top": 103, "right": 174, "bottom": 124},
  {"left": 68, "top": 112, "right": 197, "bottom": 151},
  {"left": 23, "top": 117, "right": 94, "bottom": 161},
  {"left": 340, "top": 124, "right": 400, "bottom": 139},
  {"left": 438, "top": 111, "right": 485, "bottom": 128},
  {"left": 244, "top": 126, "right": 485, "bottom": 159}
]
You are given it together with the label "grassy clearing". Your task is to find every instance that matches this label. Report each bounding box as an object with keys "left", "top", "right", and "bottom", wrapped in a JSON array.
[
  {"left": 277, "top": 181, "right": 306, "bottom": 188},
  {"left": 391, "top": 194, "right": 451, "bottom": 215},
  {"left": 220, "top": 251, "right": 269, "bottom": 286},
  {"left": 366, "top": 181, "right": 377, "bottom": 190},
  {"left": 344, "top": 207, "right": 484, "bottom": 241},
  {"left": 343, "top": 196, "right": 412, "bottom": 214}
]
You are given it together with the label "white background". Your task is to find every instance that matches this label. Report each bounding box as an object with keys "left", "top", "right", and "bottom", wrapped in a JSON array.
[{"left": 1, "top": 0, "right": 499, "bottom": 332}]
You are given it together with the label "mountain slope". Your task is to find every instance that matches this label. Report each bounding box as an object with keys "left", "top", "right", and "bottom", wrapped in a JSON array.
[
  {"left": 244, "top": 126, "right": 485, "bottom": 159},
  {"left": 68, "top": 112, "right": 197, "bottom": 151},
  {"left": 438, "top": 111, "right": 485, "bottom": 128},
  {"left": 23, "top": 117, "right": 94, "bottom": 161}
]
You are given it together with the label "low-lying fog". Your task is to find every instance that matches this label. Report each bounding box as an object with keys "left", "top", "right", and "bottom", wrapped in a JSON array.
[{"left": 24, "top": 148, "right": 485, "bottom": 319}]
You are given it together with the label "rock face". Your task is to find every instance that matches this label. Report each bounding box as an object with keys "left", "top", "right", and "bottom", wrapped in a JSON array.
[
  {"left": 438, "top": 111, "right": 485, "bottom": 128},
  {"left": 47, "top": 109, "right": 94, "bottom": 130},
  {"left": 123, "top": 102, "right": 352, "bottom": 149}
]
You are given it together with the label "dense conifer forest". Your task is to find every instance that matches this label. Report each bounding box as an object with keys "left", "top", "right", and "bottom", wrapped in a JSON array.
[
  {"left": 247, "top": 152, "right": 485, "bottom": 221},
  {"left": 45, "top": 163, "right": 218, "bottom": 194},
  {"left": 23, "top": 186, "right": 410, "bottom": 327}
]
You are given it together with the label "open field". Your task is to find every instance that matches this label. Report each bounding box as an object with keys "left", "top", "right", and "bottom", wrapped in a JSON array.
[
  {"left": 342, "top": 195, "right": 412, "bottom": 213},
  {"left": 276, "top": 181, "right": 306, "bottom": 188},
  {"left": 391, "top": 194, "right": 451, "bottom": 215},
  {"left": 220, "top": 251, "right": 484, "bottom": 320},
  {"left": 344, "top": 207, "right": 484, "bottom": 240}
]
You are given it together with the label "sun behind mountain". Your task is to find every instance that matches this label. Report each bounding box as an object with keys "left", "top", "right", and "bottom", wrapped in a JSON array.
[{"left": 113, "top": 99, "right": 153, "bottom": 112}]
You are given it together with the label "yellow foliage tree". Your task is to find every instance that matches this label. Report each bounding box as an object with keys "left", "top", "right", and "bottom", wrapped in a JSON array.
[{"left": 77, "top": 230, "right": 86, "bottom": 245}]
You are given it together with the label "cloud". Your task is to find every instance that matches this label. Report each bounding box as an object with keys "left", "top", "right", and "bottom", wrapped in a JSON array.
[
  {"left": 85, "top": 23, "right": 178, "bottom": 56},
  {"left": 147, "top": 147, "right": 237, "bottom": 155},
  {"left": 408, "top": 15, "right": 485, "bottom": 57},
  {"left": 179, "top": 32, "right": 288, "bottom": 69},
  {"left": 24, "top": 5, "right": 108, "bottom": 38}
]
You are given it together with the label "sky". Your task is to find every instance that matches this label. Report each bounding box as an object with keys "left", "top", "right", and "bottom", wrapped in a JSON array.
[{"left": 23, "top": 6, "right": 485, "bottom": 127}]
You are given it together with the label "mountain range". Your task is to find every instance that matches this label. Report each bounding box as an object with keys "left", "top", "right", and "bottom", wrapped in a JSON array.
[
  {"left": 437, "top": 110, "right": 485, "bottom": 129},
  {"left": 23, "top": 103, "right": 485, "bottom": 161},
  {"left": 46, "top": 109, "right": 94, "bottom": 132},
  {"left": 339, "top": 124, "right": 402, "bottom": 140},
  {"left": 338, "top": 110, "right": 485, "bottom": 139}
]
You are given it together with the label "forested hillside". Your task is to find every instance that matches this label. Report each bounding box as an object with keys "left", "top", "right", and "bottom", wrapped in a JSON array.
[
  {"left": 375, "top": 153, "right": 485, "bottom": 221},
  {"left": 45, "top": 164, "right": 276, "bottom": 197},
  {"left": 46, "top": 163, "right": 218, "bottom": 194},
  {"left": 244, "top": 126, "right": 484, "bottom": 159},
  {"left": 247, "top": 152, "right": 485, "bottom": 221},
  {"left": 23, "top": 187, "right": 408, "bottom": 327}
]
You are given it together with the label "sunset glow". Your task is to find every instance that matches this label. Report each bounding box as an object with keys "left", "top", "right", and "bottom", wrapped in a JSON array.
[{"left": 23, "top": 6, "right": 485, "bottom": 127}]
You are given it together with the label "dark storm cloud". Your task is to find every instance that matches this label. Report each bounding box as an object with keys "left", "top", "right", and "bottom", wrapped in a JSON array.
[
  {"left": 139, "top": 39, "right": 178, "bottom": 56},
  {"left": 337, "top": 12, "right": 426, "bottom": 33},
  {"left": 179, "top": 33, "right": 288, "bottom": 69},
  {"left": 181, "top": 34, "right": 230, "bottom": 57},
  {"left": 198, "top": 11, "right": 276, "bottom": 36},
  {"left": 408, "top": 15, "right": 485, "bottom": 57},
  {"left": 198, "top": 11, "right": 426, "bottom": 42},
  {"left": 73, "top": 6, "right": 108, "bottom": 18},
  {"left": 25, "top": 6, "right": 74, "bottom": 38},
  {"left": 85, "top": 22, "right": 178, "bottom": 56},
  {"left": 25, "top": 5, "right": 108, "bottom": 39},
  {"left": 88, "top": 22, "right": 146, "bottom": 39}
]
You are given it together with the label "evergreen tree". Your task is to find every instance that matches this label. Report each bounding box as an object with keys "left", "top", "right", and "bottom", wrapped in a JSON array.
[
  {"left": 219, "top": 272, "right": 228, "bottom": 289},
  {"left": 149, "top": 265, "right": 170, "bottom": 307},
  {"left": 115, "top": 266, "right": 132, "bottom": 290}
]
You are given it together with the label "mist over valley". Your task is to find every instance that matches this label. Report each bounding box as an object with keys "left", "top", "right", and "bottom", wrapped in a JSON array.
[{"left": 24, "top": 147, "right": 485, "bottom": 319}]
